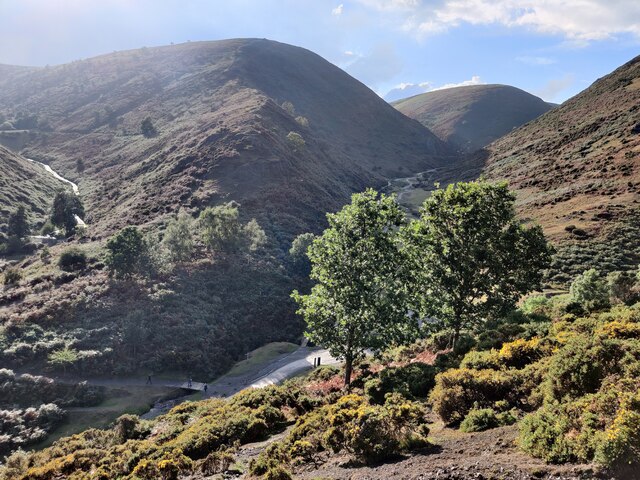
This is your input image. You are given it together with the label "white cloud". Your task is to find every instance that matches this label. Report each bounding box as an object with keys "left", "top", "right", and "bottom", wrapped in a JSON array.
[
  {"left": 430, "top": 75, "right": 484, "bottom": 91},
  {"left": 332, "top": 4, "right": 344, "bottom": 16},
  {"left": 344, "top": 43, "right": 404, "bottom": 86},
  {"left": 516, "top": 55, "right": 556, "bottom": 65},
  {"left": 354, "top": 0, "right": 640, "bottom": 43},
  {"left": 384, "top": 76, "right": 483, "bottom": 101},
  {"left": 534, "top": 73, "right": 575, "bottom": 102}
]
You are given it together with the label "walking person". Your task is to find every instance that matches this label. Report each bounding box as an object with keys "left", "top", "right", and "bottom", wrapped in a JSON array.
[{"left": 146, "top": 375, "right": 152, "bottom": 385}]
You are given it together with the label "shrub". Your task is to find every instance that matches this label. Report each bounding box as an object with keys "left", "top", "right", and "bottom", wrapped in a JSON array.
[
  {"left": 140, "top": 117, "right": 157, "bottom": 138},
  {"left": 58, "top": 247, "right": 87, "bottom": 271},
  {"left": 460, "top": 408, "right": 500, "bottom": 432},
  {"left": 570, "top": 269, "right": 610, "bottom": 312},
  {"left": 364, "top": 362, "right": 436, "bottom": 403},
  {"left": 3, "top": 267, "right": 21, "bottom": 286},
  {"left": 430, "top": 368, "right": 523, "bottom": 424},
  {"left": 286, "top": 131, "right": 305, "bottom": 151}
]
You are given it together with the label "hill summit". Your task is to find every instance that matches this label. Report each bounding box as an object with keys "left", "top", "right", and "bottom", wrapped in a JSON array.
[{"left": 393, "top": 84, "right": 553, "bottom": 153}]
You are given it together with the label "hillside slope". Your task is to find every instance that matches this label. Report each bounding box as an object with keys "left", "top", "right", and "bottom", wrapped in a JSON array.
[
  {"left": 0, "top": 40, "right": 453, "bottom": 379},
  {"left": 393, "top": 84, "right": 553, "bottom": 153},
  {"left": 0, "top": 145, "right": 59, "bottom": 231},
  {"left": 0, "top": 39, "right": 452, "bottom": 242},
  {"left": 481, "top": 57, "right": 640, "bottom": 281}
]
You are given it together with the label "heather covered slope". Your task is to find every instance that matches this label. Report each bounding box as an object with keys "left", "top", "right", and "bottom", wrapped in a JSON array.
[
  {"left": 393, "top": 84, "right": 553, "bottom": 153},
  {"left": 481, "top": 56, "right": 640, "bottom": 281},
  {"left": 0, "top": 39, "right": 452, "bottom": 242},
  {"left": 0, "top": 145, "right": 59, "bottom": 230}
]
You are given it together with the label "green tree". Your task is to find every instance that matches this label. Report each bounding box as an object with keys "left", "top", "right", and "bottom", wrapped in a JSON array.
[
  {"left": 140, "top": 117, "right": 157, "bottom": 138},
  {"left": 48, "top": 347, "right": 79, "bottom": 375},
  {"left": 198, "top": 202, "right": 265, "bottom": 253},
  {"left": 105, "top": 226, "right": 148, "bottom": 278},
  {"left": 199, "top": 202, "right": 242, "bottom": 252},
  {"left": 289, "top": 232, "right": 315, "bottom": 274},
  {"left": 607, "top": 271, "right": 637, "bottom": 305},
  {"left": 243, "top": 218, "right": 267, "bottom": 252},
  {"left": 50, "top": 190, "right": 84, "bottom": 236},
  {"left": 163, "top": 211, "right": 194, "bottom": 262},
  {"left": 570, "top": 269, "right": 610, "bottom": 312},
  {"left": 7, "top": 206, "right": 29, "bottom": 239},
  {"left": 404, "top": 181, "right": 553, "bottom": 347},
  {"left": 286, "top": 131, "right": 305, "bottom": 151},
  {"left": 292, "top": 189, "right": 416, "bottom": 387}
]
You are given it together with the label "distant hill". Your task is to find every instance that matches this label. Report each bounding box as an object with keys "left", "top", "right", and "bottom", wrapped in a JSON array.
[
  {"left": 0, "top": 145, "right": 58, "bottom": 232},
  {"left": 481, "top": 57, "right": 640, "bottom": 281},
  {"left": 0, "top": 39, "right": 452, "bottom": 241},
  {"left": 393, "top": 84, "right": 554, "bottom": 153}
]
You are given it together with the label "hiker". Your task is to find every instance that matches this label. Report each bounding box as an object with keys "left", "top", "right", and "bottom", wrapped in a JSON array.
[
  {"left": 146, "top": 375, "right": 152, "bottom": 385},
  {"left": 204, "top": 384, "right": 208, "bottom": 393}
]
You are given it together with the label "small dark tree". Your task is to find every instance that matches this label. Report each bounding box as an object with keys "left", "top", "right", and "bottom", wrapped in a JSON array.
[
  {"left": 140, "top": 117, "right": 157, "bottom": 138},
  {"left": 58, "top": 247, "right": 87, "bottom": 272},
  {"left": 404, "top": 181, "right": 553, "bottom": 347},
  {"left": 50, "top": 190, "right": 84, "bottom": 236},
  {"left": 105, "top": 226, "right": 148, "bottom": 279},
  {"left": 7, "top": 206, "right": 29, "bottom": 239}
]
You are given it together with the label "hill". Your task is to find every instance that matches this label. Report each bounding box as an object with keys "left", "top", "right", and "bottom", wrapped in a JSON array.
[
  {"left": 0, "top": 145, "right": 59, "bottom": 232},
  {"left": 0, "top": 39, "right": 452, "bottom": 379},
  {"left": 0, "top": 39, "right": 452, "bottom": 241},
  {"left": 393, "top": 84, "right": 554, "bottom": 153},
  {"left": 480, "top": 57, "right": 640, "bottom": 282}
]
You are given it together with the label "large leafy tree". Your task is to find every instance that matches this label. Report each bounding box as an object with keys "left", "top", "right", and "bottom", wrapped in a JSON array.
[
  {"left": 292, "top": 189, "right": 416, "bottom": 387},
  {"left": 404, "top": 181, "right": 553, "bottom": 347},
  {"left": 50, "top": 190, "right": 84, "bottom": 236},
  {"left": 105, "top": 226, "right": 148, "bottom": 278}
]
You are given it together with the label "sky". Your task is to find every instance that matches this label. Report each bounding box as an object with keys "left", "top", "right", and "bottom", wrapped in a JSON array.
[{"left": 0, "top": 1, "right": 639, "bottom": 103}]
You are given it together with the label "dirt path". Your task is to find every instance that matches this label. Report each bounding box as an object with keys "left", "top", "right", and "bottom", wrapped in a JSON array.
[{"left": 295, "top": 421, "right": 604, "bottom": 480}]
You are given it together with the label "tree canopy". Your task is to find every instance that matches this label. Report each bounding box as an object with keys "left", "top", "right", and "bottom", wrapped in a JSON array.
[
  {"left": 50, "top": 190, "right": 84, "bottom": 236},
  {"left": 105, "top": 226, "right": 148, "bottom": 278},
  {"left": 403, "top": 181, "right": 553, "bottom": 346},
  {"left": 7, "top": 206, "right": 29, "bottom": 239},
  {"left": 292, "top": 189, "right": 416, "bottom": 386}
]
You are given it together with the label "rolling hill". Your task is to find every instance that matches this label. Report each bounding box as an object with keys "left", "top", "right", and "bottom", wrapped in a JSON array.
[
  {"left": 480, "top": 57, "right": 640, "bottom": 281},
  {"left": 0, "top": 39, "right": 453, "bottom": 379},
  {"left": 0, "top": 39, "right": 452, "bottom": 242},
  {"left": 393, "top": 84, "right": 554, "bottom": 153}
]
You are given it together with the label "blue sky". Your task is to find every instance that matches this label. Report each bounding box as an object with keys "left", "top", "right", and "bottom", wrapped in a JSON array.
[{"left": 0, "top": 0, "right": 638, "bottom": 103}]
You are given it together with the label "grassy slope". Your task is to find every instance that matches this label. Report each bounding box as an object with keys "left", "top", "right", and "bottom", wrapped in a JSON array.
[
  {"left": 393, "top": 84, "right": 553, "bottom": 153},
  {"left": 478, "top": 56, "right": 640, "bottom": 281},
  {"left": 0, "top": 145, "right": 59, "bottom": 230}
]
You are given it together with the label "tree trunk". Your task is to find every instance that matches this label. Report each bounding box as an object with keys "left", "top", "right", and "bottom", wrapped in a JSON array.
[
  {"left": 452, "top": 326, "right": 460, "bottom": 351},
  {"left": 344, "top": 355, "right": 353, "bottom": 389}
]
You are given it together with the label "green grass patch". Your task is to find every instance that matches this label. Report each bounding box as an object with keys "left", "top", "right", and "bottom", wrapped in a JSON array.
[{"left": 225, "top": 342, "right": 298, "bottom": 377}]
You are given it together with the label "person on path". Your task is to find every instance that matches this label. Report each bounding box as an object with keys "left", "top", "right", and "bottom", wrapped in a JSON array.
[
  {"left": 204, "top": 384, "right": 208, "bottom": 394},
  {"left": 188, "top": 378, "right": 192, "bottom": 388},
  {"left": 146, "top": 375, "right": 152, "bottom": 385}
]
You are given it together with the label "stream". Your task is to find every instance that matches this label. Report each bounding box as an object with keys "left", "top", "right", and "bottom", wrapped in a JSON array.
[{"left": 27, "top": 158, "right": 86, "bottom": 228}]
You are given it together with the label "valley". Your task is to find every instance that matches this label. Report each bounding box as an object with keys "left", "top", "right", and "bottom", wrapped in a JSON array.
[{"left": 0, "top": 33, "right": 639, "bottom": 480}]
